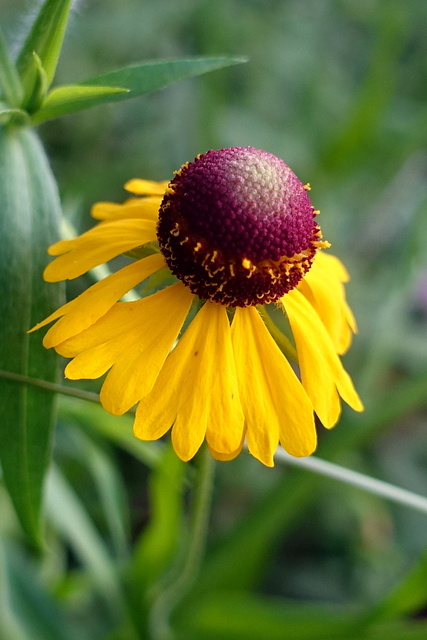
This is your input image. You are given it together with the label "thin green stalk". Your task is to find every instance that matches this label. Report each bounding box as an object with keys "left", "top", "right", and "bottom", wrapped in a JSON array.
[
  {"left": 0, "top": 369, "right": 100, "bottom": 404},
  {"left": 148, "top": 445, "right": 215, "bottom": 640},
  {"left": 276, "top": 448, "right": 427, "bottom": 515},
  {"left": 6, "top": 368, "right": 427, "bottom": 516}
]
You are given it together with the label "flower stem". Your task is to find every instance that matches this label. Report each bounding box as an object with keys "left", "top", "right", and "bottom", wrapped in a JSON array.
[
  {"left": 276, "top": 447, "right": 427, "bottom": 515},
  {"left": 148, "top": 445, "right": 215, "bottom": 640},
  {"left": 0, "top": 369, "right": 100, "bottom": 403}
]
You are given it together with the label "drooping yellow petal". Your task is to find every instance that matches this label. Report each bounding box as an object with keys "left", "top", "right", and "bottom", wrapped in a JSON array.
[
  {"left": 91, "top": 197, "right": 162, "bottom": 222},
  {"left": 282, "top": 288, "right": 363, "bottom": 428},
  {"left": 56, "top": 287, "right": 189, "bottom": 362},
  {"left": 134, "top": 302, "right": 245, "bottom": 462},
  {"left": 208, "top": 441, "right": 245, "bottom": 462},
  {"left": 59, "top": 283, "right": 193, "bottom": 415},
  {"left": 100, "top": 284, "right": 193, "bottom": 415},
  {"left": 202, "top": 305, "right": 245, "bottom": 456},
  {"left": 124, "top": 179, "right": 169, "bottom": 196},
  {"left": 34, "top": 253, "right": 165, "bottom": 345},
  {"left": 232, "top": 306, "right": 316, "bottom": 465},
  {"left": 63, "top": 340, "right": 116, "bottom": 378},
  {"left": 316, "top": 252, "right": 357, "bottom": 333},
  {"left": 316, "top": 251, "right": 350, "bottom": 282},
  {"left": 298, "top": 252, "right": 356, "bottom": 355},
  {"left": 44, "top": 219, "right": 157, "bottom": 281}
]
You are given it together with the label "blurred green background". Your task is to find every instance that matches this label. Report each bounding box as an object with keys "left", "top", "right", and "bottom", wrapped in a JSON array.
[{"left": 1, "top": 1, "right": 427, "bottom": 639}]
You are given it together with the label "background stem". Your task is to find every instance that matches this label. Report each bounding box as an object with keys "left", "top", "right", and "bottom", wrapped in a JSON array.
[{"left": 148, "top": 445, "right": 215, "bottom": 640}]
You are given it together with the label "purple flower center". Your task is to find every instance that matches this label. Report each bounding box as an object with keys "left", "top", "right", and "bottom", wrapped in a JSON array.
[{"left": 157, "top": 147, "right": 325, "bottom": 307}]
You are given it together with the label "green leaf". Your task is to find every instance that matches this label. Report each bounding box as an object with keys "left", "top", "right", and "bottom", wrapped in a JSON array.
[
  {"left": 0, "top": 126, "right": 63, "bottom": 547},
  {"left": 0, "top": 541, "right": 27, "bottom": 640},
  {"left": 176, "top": 591, "right": 427, "bottom": 640},
  {"left": 22, "top": 52, "right": 49, "bottom": 114},
  {"left": 45, "top": 465, "right": 124, "bottom": 614},
  {"left": 176, "top": 589, "right": 427, "bottom": 640},
  {"left": 32, "top": 57, "right": 247, "bottom": 123},
  {"left": 0, "top": 539, "right": 76, "bottom": 640},
  {"left": 0, "top": 26, "right": 23, "bottom": 106},
  {"left": 32, "top": 84, "right": 130, "bottom": 123},
  {"left": 176, "top": 591, "right": 356, "bottom": 640},
  {"left": 59, "top": 396, "right": 163, "bottom": 468},
  {"left": 17, "top": 0, "right": 74, "bottom": 107},
  {"left": 130, "top": 444, "right": 186, "bottom": 591},
  {"left": 68, "top": 427, "right": 130, "bottom": 559},
  {"left": 125, "top": 445, "right": 186, "bottom": 635}
]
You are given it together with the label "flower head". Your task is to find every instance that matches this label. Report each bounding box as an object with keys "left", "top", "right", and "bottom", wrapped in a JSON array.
[
  {"left": 158, "top": 147, "right": 323, "bottom": 306},
  {"left": 31, "top": 147, "right": 363, "bottom": 466}
]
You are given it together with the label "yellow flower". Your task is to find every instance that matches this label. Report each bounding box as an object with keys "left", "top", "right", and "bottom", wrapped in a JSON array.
[{"left": 31, "top": 147, "right": 363, "bottom": 466}]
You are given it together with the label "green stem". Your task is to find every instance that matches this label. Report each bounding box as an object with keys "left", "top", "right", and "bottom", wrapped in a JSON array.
[
  {"left": 276, "top": 448, "right": 427, "bottom": 515},
  {"left": 0, "top": 369, "right": 100, "bottom": 403},
  {"left": 148, "top": 445, "right": 215, "bottom": 640}
]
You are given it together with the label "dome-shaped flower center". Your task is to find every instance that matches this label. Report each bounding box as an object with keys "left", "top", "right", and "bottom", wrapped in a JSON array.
[{"left": 157, "top": 147, "right": 326, "bottom": 307}]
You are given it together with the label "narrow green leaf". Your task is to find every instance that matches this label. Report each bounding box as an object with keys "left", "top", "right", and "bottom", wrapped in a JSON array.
[
  {"left": 0, "top": 26, "right": 23, "bottom": 106},
  {"left": 32, "top": 57, "right": 247, "bottom": 123},
  {"left": 45, "top": 464, "right": 124, "bottom": 614},
  {"left": 23, "top": 52, "right": 49, "bottom": 114},
  {"left": 81, "top": 56, "right": 246, "bottom": 99},
  {"left": 0, "top": 541, "right": 28, "bottom": 640},
  {"left": 69, "top": 428, "right": 130, "bottom": 559},
  {"left": 32, "top": 84, "right": 130, "bottom": 123},
  {"left": 126, "top": 444, "right": 186, "bottom": 636},
  {"left": 17, "top": 0, "right": 74, "bottom": 106},
  {"left": 177, "top": 592, "right": 427, "bottom": 640},
  {"left": 131, "top": 444, "right": 186, "bottom": 590},
  {"left": 0, "top": 540, "right": 76, "bottom": 640},
  {"left": 59, "top": 396, "right": 163, "bottom": 468},
  {"left": 176, "top": 591, "right": 356, "bottom": 640},
  {"left": 0, "top": 126, "right": 63, "bottom": 547}
]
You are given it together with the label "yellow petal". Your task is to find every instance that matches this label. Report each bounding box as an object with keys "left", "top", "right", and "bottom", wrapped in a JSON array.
[
  {"left": 232, "top": 307, "right": 316, "bottom": 465},
  {"left": 60, "top": 283, "right": 193, "bottom": 414},
  {"left": 35, "top": 253, "right": 165, "bottom": 345},
  {"left": 91, "top": 197, "right": 162, "bottom": 221},
  {"left": 55, "top": 306, "right": 134, "bottom": 358},
  {"left": 316, "top": 253, "right": 357, "bottom": 335},
  {"left": 282, "top": 288, "right": 363, "bottom": 428},
  {"left": 134, "top": 302, "right": 245, "bottom": 462},
  {"left": 44, "top": 219, "right": 157, "bottom": 281},
  {"left": 124, "top": 179, "right": 169, "bottom": 196},
  {"left": 100, "top": 284, "right": 193, "bottom": 415},
  {"left": 298, "top": 253, "right": 356, "bottom": 355},
  {"left": 208, "top": 441, "right": 244, "bottom": 461},
  {"left": 316, "top": 251, "right": 350, "bottom": 282},
  {"left": 64, "top": 340, "right": 116, "bottom": 379},
  {"left": 202, "top": 305, "right": 245, "bottom": 456}
]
